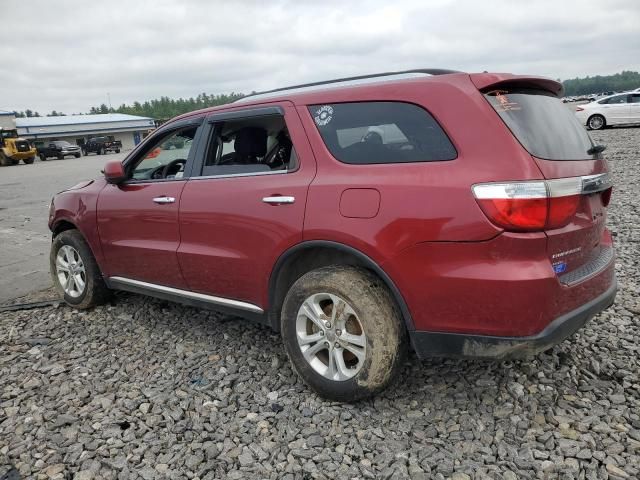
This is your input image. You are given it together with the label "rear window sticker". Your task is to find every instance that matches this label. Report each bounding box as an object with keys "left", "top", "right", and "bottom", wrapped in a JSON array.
[{"left": 494, "top": 90, "right": 521, "bottom": 112}]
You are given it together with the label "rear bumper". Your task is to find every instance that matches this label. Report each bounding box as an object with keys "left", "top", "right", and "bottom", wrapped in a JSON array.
[
  {"left": 410, "top": 279, "right": 617, "bottom": 359},
  {"left": 10, "top": 151, "right": 36, "bottom": 160}
]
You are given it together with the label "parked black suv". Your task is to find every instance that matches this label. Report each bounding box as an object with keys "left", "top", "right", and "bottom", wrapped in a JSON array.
[
  {"left": 82, "top": 137, "right": 122, "bottom": 156},
  {"left": 37, "top": 141, "right": 82, "bottom": 161}
]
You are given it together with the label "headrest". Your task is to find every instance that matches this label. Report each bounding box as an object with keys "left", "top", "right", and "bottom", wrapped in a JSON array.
[{"left": 234, "top": 127, "right": 267, "bottom": 157}]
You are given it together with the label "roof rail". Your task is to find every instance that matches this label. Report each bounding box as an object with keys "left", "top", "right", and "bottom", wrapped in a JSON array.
[{"left": 234, "top": 68, "right": 462, "bottom": 102}]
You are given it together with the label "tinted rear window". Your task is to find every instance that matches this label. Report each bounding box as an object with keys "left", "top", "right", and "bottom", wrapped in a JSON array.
[
  {"left": 308, "top": 102, "right": 456, "bottom": 164},
  {"left": 484, "top": 88, "right": 596, "bottom": 160}
]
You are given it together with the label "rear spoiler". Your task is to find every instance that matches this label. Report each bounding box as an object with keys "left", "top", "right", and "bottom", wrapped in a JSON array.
[{"left": 470, "top": 73, "right": 564, "bottom": 97}]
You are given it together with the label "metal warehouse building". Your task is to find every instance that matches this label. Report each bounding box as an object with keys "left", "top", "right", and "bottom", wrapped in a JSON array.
[{"left": 16, "top": 114, "right": 155, "bottom": 151}]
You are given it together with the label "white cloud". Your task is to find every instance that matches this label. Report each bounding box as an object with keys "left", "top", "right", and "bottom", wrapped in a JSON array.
[{"left": 1, "top": 0, "right": 638, "bottom": 113}]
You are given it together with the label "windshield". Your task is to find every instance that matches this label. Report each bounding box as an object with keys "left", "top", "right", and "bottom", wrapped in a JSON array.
[
  {"left": 484, "top": 88, "right": 597, "bottom": 160},
  {"left": 1, "top": 130, "right": 18, "bottom": 139}
]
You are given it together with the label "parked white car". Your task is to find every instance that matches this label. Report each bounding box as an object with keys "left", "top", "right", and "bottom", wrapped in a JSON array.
[{"left": 576, "top": 92, "right": 640, "bottom": 130}]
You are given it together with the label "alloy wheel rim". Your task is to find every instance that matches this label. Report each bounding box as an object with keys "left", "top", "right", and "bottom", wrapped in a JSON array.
[
  {"left": 296, "top": 293, "right": 366, "bottom": 381},
  {"left": 590, "top": 116, "right": 603, "bottom": 129},
  {"left": 56, "top": 245, "right": 86, "bottom": 298}
]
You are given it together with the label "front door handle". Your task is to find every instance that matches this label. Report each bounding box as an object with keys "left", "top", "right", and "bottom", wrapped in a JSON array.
[
  {"left": 153, "top": 196, "right": 176, "bottom": 204},
  {"left": 262, "top": 195, "right": 295, "bottom": 205}
]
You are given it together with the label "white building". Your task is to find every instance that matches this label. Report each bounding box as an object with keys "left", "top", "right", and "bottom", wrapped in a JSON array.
[{"left": 16, "top": 114, "right": 155, "bottom": 151}]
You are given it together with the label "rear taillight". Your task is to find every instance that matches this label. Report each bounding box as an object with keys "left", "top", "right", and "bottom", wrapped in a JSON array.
[{"left": 472, "top": 177, "right": 588, "bottom": 232}]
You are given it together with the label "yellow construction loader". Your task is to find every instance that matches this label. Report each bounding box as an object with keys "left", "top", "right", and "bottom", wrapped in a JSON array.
[{"left": 0, "top": 128, "right": 37, "bottom": 166}]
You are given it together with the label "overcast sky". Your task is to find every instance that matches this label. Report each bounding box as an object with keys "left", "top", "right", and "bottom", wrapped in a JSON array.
[{"left": 1, "top": 0, "right": 639, "bottom": 114}]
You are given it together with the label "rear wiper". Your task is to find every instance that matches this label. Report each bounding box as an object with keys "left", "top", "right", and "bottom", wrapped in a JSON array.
[{"left": 587, "top": 144, "right": 606, "bottom": 155}]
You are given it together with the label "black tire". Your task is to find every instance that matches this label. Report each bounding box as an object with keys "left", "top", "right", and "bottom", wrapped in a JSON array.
[
  {"left": 39, "top": 153, "right": 47, "bottom": 161},
  {"left": 23, "top": 156, "right": 35, "bottom": 164},
  {"left": 57, "top": 154, "right": 63, "bottom": 160},
  {"left": 11, "top": 159, "right": 19, "bottom": 165},
  {"left": 587, "top": 114, "right": 606, "bottom": 130},
  {"left": 0, "top": 153, "right": 9, "bottom": 166},
  {"left": 98, "top": 147, "right": 104, "bottom": 155},
  {"left": 50, "top": 230, "right": 111, "bottom": 309},
  {"left": 75, "top": 153, "right": 81, "bottom": 158},
  {"left": 281, "top": 266, "right": 406, "bottom": 402},
  {"left": 115, "top": 149, "right": 120, "bottom": 154}
]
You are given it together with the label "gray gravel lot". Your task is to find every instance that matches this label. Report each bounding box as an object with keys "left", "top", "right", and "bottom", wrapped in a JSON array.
[
  {"left": 0, "top": 153, "right": 123, "bottom": 302},
  {"left": 1, "top": 128, "right": 639, "bottom": 479}
]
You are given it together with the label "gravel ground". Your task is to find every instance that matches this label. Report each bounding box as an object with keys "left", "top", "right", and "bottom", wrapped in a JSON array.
[{"left": 1, "top": 128, "right": 639, "bottom": 479}]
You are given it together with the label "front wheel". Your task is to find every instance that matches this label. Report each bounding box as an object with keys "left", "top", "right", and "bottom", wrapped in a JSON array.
[
  {"left": 75, "top": 153, "right": 81, "bottom": 158},
  {"left": 23, "top": 157, "right": 35, "bottom": 164},
  {"left": 281, "top": 266, "right": 406, "bottom": 402},
  {"left": 39, "top": 154, "right": 47, "bottom": 161},
  {"left": 50, "top": 230, "right": 111, "bottom": 309},
  {"left": 588, "top": 114, "right": 606, "bottom": 130}
]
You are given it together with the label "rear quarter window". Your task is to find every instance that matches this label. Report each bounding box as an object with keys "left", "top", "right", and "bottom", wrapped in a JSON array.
[
  {"left": 308, "top": 102, "right": 456, "bottom": 164},
  {"left": 484, "top": 88, "right": 596, "bottom": 161}
]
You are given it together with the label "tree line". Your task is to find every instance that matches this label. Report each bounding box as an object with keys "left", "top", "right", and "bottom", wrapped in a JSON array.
[
  {"left": 89, "top": 92, "right": 246, "bottom": 119},
  {"left": 562, "top": 70, "right": 640, "bottom": 96},
  {"left": 12, "top": 92, "right": 245, "bottom": 120}
]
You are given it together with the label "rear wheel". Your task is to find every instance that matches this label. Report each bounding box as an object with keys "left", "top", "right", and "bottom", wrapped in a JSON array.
[
  {"left": 0, "top": 153, "right": 9, "bottom": 166},
  {"left": 75, "top": 153, "right": 81, "bottom": 158},
  {"left": 588, "top": 114, "right": 606, "bottom": 130},
  {"left": 115, "top": 149, "right": 120, "bottom": 154},
  {"left": 10, "top": 159, "right": 18, "bottom": 165},
  {"left": 23, "top": 157, "right": 35, "bottom": 164},
  {"left": 50, "top": 230, "right": 111, "bottom": 309},
  {"left": 281, "top": 266, "right": 406, "bottom": 402},
  {"left": 57, "top": 154, "right": 63, "bottom": 160},
  {"left": 39, "top": 153, "right": 47, "bottom": 161}
]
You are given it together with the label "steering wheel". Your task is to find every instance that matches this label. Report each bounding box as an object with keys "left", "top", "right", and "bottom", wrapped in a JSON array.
[{"left": 161, "top": 159, "right": 187, "bottom": 179}]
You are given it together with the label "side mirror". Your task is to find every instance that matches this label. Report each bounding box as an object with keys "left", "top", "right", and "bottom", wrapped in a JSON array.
[{"left": 104, "top": 159, "right": 127, "bottom": 184}]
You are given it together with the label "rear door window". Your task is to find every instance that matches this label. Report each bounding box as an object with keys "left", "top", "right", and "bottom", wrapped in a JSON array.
[
  {"left": 484, "top": 88, "right": 596, "bottom": 160},
  {"left": 308, "top": 102, "right": 456, "bottom": 164}
]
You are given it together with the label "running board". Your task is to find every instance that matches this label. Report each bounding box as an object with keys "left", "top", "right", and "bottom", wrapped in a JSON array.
[{"left": 107, "top": 276, "right": 264, "bottom": 314}]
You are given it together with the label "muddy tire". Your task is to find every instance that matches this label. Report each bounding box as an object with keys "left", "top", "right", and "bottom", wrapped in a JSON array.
[
  {"left": 11, "top": 159, "right": 19, "bottom": 165},
  {"left": 281, "top": 266, "right": 406, "bottom": 402},
  {"left": 50, "top": 230, "right": 111, "bottom": 309},
  {"left": 23, "top": 156, "right": 35, "bottom": 164}
]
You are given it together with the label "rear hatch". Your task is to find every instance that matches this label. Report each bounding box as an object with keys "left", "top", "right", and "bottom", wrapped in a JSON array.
[{"left": 473, "top": 75, "right": 613, "bottom": 282}]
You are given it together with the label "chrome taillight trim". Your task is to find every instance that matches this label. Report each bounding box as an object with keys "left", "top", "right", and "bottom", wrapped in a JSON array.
[{"left": 473, "top": 173, "right": 612, "bottom": 200}]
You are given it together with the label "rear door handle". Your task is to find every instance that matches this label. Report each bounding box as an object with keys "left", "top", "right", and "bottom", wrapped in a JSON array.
[
  {"left": 262, "top": 195, "right": 295, "bottom": 205},
  {"left": 153, "top": 196, "right": 175, "bottom": 204}
]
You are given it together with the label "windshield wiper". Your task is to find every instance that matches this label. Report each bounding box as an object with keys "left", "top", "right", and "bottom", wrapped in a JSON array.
[{"left": 587, "top": 144, "right": 606, "bottom": 155}]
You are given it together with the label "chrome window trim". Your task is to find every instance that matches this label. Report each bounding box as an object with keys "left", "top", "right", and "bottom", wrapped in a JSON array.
[
  {"left": 109, "top": 276, "right": 264, "bottom": 313},
  {"left": 191, "top": 169, "right": 289, "bottom": 181}
]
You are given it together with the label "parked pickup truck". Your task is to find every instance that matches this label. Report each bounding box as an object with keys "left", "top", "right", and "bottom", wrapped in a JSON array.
[
  {"left": 82, "top": 137, "right": 122, "bottom": 156},
  {"left": 37, "top": 141, "right": 82, "bottom": 161}
]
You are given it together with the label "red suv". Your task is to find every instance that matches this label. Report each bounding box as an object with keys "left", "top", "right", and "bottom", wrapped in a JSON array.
[{"left": 49, "top": 69, "right": 616, "bottom": 401}]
